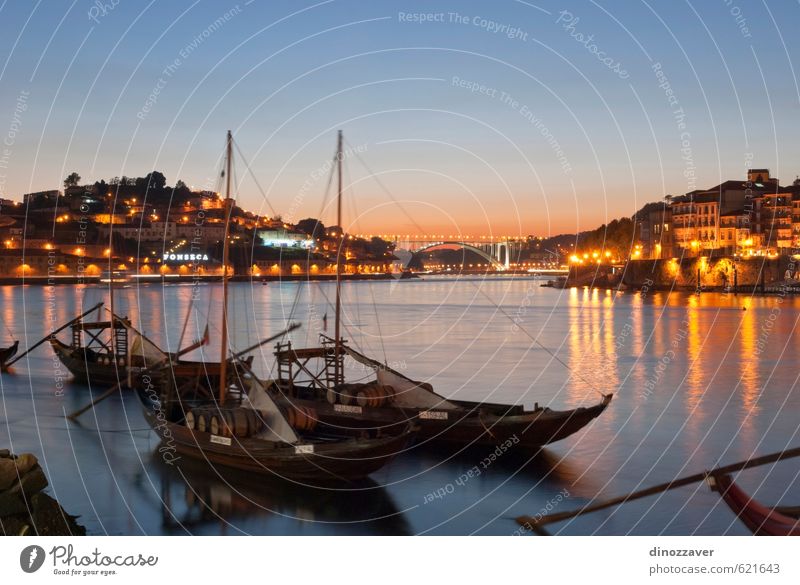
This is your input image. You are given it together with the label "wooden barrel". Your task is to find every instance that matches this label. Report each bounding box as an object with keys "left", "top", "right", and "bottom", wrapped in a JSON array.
[
  {"left": 195, "top": 410, "right": 209, "bottom": 433},
  {"left": 326, "top": 389, "right": 337, "bottom": 404},
  {"left": 224, "top": 408, "right": 262, "bottom": 438},
  {"left": 356, "top": 384, "right": 395, "bottom": 408},
  {"left": 209, "top": 413, "right": 222, "bottom": 436},
  {"left": 287, "top": 406, "right": 317, "bottom": 431},
  {"left": 185, "top": 410, "right": 196, "bottom": 430}
]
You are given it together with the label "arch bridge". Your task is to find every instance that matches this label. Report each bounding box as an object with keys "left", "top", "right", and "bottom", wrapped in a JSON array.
[{"left": 407, "top": 240, "right": 521, "bottom": 270}]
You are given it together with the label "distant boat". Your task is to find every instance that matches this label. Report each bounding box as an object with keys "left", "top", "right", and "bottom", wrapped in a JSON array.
[
  {"left": 99, "top": 269, "right": 130, "bottom": 285},
  {"left": 708, "top": 473, "right": 800, "bottom": 536}
]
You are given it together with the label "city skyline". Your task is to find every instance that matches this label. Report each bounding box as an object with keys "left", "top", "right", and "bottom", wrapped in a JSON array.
[{"left": 1, "top": 1, "right": 799, "bottom": 235}]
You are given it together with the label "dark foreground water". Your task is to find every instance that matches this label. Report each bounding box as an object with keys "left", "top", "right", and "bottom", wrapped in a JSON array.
[{"left": 1, "top": 276, "right": 798, "bottom": 535}]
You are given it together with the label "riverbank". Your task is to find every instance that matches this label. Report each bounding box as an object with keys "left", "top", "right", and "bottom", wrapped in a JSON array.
[
  {"left": 0, "top": 272, "right": 421, "bottom": 286},
  {"left": 557, "top": 256, "right": 800, "bottom": 295}
]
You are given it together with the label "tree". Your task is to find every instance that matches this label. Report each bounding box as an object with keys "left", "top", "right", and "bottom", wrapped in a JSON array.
[
  {"left": 366, "top": 236, "right": 394, "bottom": 258},
  {"left": 143, "top": 171, "right": 167, "bottom": 190},
  {"left": 175, "top": 179, "right": 188, "bottom": 190},
  {"left": 64, "top": 172, "right": 81, "bottom": 189},
  {"left": 296, "top": 217, "right": 326, "bottom": 239}
]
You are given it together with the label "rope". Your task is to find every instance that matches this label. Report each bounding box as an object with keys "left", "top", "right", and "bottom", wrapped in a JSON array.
[
  {"left": 470, "top": 283, "right": 606, "bottom": 397},
  {"left": 232, "top": 140, "right": 278, "bottom": 218},
  {"left": 345, "top": 135, "right": 604, "bottom": 396}
]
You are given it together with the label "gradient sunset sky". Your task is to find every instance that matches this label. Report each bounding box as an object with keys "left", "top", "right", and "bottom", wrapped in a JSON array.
[{"left": 0, "top": 0, "right": 798, "bottom": 236}]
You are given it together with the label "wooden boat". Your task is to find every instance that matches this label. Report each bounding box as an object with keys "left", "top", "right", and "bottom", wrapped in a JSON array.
[
  {"left": 708, "top": 473, "right": 800, "bottom": 536},
  {"left": 138, "top": 369, "right": 414, "bottom": 484},
  {"left": 274, "top": 341, "right": 611, "bottom": 449},
  {"left": 136, "top": 130, "right": 415, "bottom": 485},
  {"left": 0, "top": 340, "right": 18, "bottom": 367},
  {"left": 271, "top": 131, "right": 611, "bottom": 450},
  {"left": 49, "top": 303, "right": 215, "bottom": 387}
]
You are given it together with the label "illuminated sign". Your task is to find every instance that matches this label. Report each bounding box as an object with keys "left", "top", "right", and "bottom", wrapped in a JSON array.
[{"left": 162, "top": 253, "right": 210, "bottom": 263}]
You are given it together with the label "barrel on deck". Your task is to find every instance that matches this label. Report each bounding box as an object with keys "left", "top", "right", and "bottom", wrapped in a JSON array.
[
  {"left": 287, "top": 405, "right": 317, "bottom": 431},
  {"left": 187, "top": 407, "right": 262, "bottom": 438},
  {"left": 356, "top": 384, "right": 395, "bottom": 408}
]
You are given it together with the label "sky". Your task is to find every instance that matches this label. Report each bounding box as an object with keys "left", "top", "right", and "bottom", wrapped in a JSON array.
[{"left": 0, "top": 0, "right": 798, "bottom": 236}]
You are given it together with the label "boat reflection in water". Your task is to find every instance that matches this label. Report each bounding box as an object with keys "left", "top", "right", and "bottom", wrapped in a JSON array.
[{"left": 143, "top": 452, "right": 412, "bottom": 536}]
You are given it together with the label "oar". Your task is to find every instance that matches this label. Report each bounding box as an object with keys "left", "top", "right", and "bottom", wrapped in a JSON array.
[
  {"left": 67, "top": 382, "right": 123, "bottom": 421},
  {"left": 230, "top": 323, "right": 301, "bottom": 360},
  {"left": 3, "top": 302, "right": 104, "bottom": 371},
  {"left": 517, "top": 445, "right": 800, "bottom": 528}
]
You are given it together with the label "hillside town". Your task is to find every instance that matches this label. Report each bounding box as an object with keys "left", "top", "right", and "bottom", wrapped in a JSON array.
[
  {"left": 0, "top": 167, "right": 798, "bottom": 282},
  {"left": 0, "top": 171, "right": 397, "bottom": 280}
]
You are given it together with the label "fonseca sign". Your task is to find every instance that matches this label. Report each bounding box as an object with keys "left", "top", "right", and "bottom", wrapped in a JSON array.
[{"left": 162, "top": 252, "right": 210, "bottom": 263}]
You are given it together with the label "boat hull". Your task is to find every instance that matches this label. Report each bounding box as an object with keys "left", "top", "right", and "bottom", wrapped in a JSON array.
[
  {"left": 138, "top": 396, "right": 415, "bottom": 484},
  {"left": 711, "top": 473, "right": 800, "bottom": 536},
  {"left": 278, "top": 393, "right": 612, "bottom": 449},
  {"left": 0, "top": 340, "right": 19, "bottom": 368},
  {"left": 50, "top": 338, "right": 129, "bottom": 386},
  {"left": 50, "top": 338, "right": 225, "bottom": 388}
]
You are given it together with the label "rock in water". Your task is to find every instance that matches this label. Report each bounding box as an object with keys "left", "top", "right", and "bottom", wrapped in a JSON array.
[
  {"left": 0, "top": 450, "right": 85, "bottom": 536},
  {"left": 0, "top": 458, "right": 18, "bottom": 490},
  {"left": 29, "top": 493, "right": 86, "bottom": 536},
  {"left": 15, "top": 453, "right": 37, "bottom": 474}
]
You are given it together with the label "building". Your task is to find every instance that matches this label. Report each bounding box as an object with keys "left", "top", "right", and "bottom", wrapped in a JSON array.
[
  {"left": 256, "top": 228, "right": 313, "bottom": 249},
  {"left": 646, "top": 205, "right": 672, "bottom": 259},
  {"left": 97, "top": 220, "right": 226, "bottom": 245},
  {"left": 669, "top": 169, "right": 780, "bottom": 256},
  {"left": 718, "top": 211, "right": 752, "bottom": 255},
  {"left": 753, "top": 191, "right": 792, "bottom": 254},
  {"left": 22, "top": 190, "right": 59, "bottom": 206}
]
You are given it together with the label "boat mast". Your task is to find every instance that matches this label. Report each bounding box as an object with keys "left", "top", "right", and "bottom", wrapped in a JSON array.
[
  {"left": 334, "top": 130, "right": 343, "bottom": 386},
  {"left": 219, "top": 130, "right": 233, "bottom": 404}
]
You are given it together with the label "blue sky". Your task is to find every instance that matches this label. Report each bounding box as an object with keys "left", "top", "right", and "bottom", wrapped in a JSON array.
[{"left": 0, "top": 0, "right": 798, "bottom": 235}]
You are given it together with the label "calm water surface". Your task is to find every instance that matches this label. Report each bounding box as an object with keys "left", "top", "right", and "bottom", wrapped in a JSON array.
[{"left": 1, "top": 276, "right": 798, "bottom": 535}]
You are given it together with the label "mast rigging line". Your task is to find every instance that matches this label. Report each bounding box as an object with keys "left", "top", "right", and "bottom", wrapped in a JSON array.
[
  {"left": 341, "top": 136, "right": 605, "bottom": 395},
  {"left": 232, "top": 139, "right": 278, "bottom": 219}
]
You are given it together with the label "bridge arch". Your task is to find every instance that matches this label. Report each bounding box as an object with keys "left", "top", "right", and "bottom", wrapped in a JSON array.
[{"left": 414, "top": 242, "right": 505, "bottom": 270}]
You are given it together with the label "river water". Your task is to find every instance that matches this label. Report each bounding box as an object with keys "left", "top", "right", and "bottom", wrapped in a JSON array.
[{"left": 1, "top": 276, "right": 798, "bottom": 535}]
